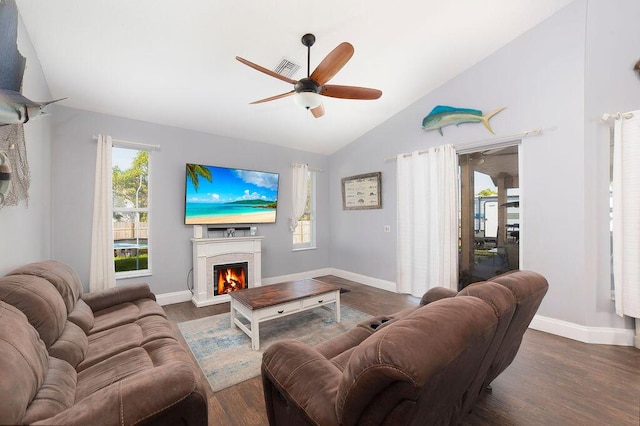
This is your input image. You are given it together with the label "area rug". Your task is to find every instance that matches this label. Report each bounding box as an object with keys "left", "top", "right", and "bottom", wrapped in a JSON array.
[{"left": 178, "top": 305, "right": 370, "bottom": 392}]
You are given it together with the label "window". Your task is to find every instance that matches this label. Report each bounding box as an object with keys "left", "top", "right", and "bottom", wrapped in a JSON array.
[
  {"left": 112, "top": 146, "right": 150, "bottom": 277},
  {"left": 292, "top": 171, "right": 316, "bottom": 249}
]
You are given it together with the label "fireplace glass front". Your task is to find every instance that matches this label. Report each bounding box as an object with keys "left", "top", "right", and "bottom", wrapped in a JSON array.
[{"left": 213, "top": 262, "right": 248, "bottom": 296}]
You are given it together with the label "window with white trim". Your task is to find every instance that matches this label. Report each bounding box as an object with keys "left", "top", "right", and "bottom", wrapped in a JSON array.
[
  {"left": 112, "top": 146, "right": 151, "bottom": 278},
  {"left": 292, "top": 170, "right": 316, "bottom": 249}
]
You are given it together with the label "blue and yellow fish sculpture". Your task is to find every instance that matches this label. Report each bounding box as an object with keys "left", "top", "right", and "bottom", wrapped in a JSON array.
[{"left": 422, "top": 105, "right": 506, "bottom": 135}]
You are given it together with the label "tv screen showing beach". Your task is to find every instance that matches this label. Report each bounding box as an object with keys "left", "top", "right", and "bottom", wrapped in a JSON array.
[{"left": 184, "top": 164, "right": 279, "bottom": 225}]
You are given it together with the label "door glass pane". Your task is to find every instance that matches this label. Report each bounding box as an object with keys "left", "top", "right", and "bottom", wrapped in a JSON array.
[{"left": 459, "top": 145, "right": 519, "bottom": 289}]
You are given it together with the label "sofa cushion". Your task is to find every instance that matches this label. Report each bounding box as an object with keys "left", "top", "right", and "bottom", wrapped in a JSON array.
[
  {"left": 314, "top": 326, "right": 373, "bottom": 364},
  {"left": 0, "top": 274, "right": 67, "bottom": 348},
  {"left": 336, "top": 296, "right": 499, "bottom": 426},
  {"left": 67, "top": 299, "right": 95, "bottom": 334},
  {"left": 481, "top": 270, "right": 549, "bottom": 386},
  {"left": 81, "top": 283, "right": 158, "bottom": 313},
  {"left": 22, "top": 357, "right": 77, "bottom": 424},
  {"left": 76, "top": 337, "right": 195, "bottom": 402},
  {"left": 49, "top": 321, "right": 89, "bottom": 368},
  {"left": 8, "top": 260, "right": 83, "bottom": 314},
  {"left": 0, "top": 301, "right": 49, "bottom": 424},
  {"left": 78, "top": 315, "right": 177, "bottom": 372},
  {"left": 34, "top": 344, "right": 203, "bottom": 426},
  {"left": 90, "top": 299, "right": 167, "bottom": 334},
  {"left": 455, "top": 281, "right": 516, "bottom": 415}
]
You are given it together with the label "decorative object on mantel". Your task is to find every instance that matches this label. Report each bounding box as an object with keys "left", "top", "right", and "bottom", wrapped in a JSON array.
[
  {"left": 0, "top": 89, "right": 66, "bottom": 126},
  {"left": 342, "top": 172, "right": 382, "bottom": 210},
  {"left": 422, "top": 105, "right": 507, "bottom": 136}
]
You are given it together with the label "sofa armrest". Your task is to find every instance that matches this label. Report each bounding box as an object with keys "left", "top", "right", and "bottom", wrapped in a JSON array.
[
  {"left": 81, "top": 283, "right": 156, "bottom": 313},
  {"left": 31, "top": 362, "right": 207, "bottom": 426},
  {"left": 262, "top": 340, "right": 342, "bottom": 426},
  {"left": 420, "top": 287, "right": 457, "bottom": 305}
]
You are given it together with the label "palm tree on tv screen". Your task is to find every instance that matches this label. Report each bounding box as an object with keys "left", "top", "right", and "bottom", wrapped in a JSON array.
[{"left": 186, "top": 164, "right": 212, "bottom": 192}]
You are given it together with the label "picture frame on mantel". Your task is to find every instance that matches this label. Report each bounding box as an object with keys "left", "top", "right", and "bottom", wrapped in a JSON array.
[{"left": 341, "top": 172, "right": 382, "bottom": 210}]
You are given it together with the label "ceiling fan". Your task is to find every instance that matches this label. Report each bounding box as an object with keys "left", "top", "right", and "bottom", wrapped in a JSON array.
[{"left": 235, "top": 33, "right": 382, "bottom": 118}]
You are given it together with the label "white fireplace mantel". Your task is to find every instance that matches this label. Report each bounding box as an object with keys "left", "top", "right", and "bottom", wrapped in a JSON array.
[{"left": 191, "top": 236, "right": 263, "bottom": 307}]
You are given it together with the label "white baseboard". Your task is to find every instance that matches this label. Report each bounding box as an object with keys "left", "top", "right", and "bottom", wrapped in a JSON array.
[
  {"left": 156, "top": 290, "right": 192, "bottom": 306},
  {"left": 261, "top": 268, "right": 334, "bottom": 285},
  {"left": 529, "top": 314, "right": 635, "bottom": 346},
  {"left": 328, "top": 268, "right": 397, "bottom": 292},
  {"left": 262, "top": 268, "right": 396, "bottom": 293}
]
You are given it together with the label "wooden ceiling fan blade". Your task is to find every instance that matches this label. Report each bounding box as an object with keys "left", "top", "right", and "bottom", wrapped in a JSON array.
[
  {"left": 309, "top": 42, "right": 354, "bottom": 86},
  {"left": 321, "top": 85, "right": 382, "bottom": 100},
  {"left": 310, "top": 103, "right": 325, "bottom": 118},
  {"left": 236, "top": 56, "right": 298, "bottom": 85},
  {"left": 250, "top": 91, "right": 295, "bottom": 104}
]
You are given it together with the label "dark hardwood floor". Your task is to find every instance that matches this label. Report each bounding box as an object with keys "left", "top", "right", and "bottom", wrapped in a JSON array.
[{"left": 164, "top": 276, "right": 640, "bottom": 426}]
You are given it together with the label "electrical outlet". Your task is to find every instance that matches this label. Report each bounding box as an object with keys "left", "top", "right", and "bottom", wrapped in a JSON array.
[{"left": 384, "top": 225, "right": 391, "bottom": 233}]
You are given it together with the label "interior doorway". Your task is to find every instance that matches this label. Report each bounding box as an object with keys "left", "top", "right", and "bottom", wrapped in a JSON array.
[{"left": 459, "top": 144, "right": 520, "bottom": 289}]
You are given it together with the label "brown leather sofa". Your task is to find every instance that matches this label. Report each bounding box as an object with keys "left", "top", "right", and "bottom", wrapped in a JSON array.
[
  {"left": 0, "top": 260, "right": 207, "bottom": 425},
  {"left": 261, "top": 270, "right": 548, "bottom": 425}
]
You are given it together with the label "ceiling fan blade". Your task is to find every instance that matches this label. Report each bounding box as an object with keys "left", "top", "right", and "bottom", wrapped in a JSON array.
[
  {"left": 321, "top": 85, "right": 382, "bottom": 100},
  {"left": 236, "top": 56, "right": 298, "bottom": 85},
  {"left": 309, "top": 42, "right": 354, "bottom": 85},
  {"left": 310, "top": 103, "right": 325, "bottom": 118},
  {"left": 250, "top": 91, "right": 295, "bottom": 104}
]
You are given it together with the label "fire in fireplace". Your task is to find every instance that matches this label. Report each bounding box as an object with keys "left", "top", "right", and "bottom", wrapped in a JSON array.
[{"left": 213, "top": 262, "right": 248, "bottom": 295}]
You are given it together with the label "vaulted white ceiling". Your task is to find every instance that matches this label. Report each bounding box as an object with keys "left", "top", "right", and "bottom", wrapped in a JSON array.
[{"left": 16, "top": 0, "right": 573, "bottom": 155}]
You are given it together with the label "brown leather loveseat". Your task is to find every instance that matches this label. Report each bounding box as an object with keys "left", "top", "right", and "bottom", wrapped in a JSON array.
[
  {"left": 261, "top": 270, "right": 548, "bottom": 425},
  {"left": 0, "top": 260, "right": 207, "bottom": 425}
]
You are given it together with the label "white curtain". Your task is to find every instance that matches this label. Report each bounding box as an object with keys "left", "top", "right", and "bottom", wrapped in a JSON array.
[
  {"left": 397, "top": 144, "right": 459, "bottom": 297},
  {"left": 290, "top": 163, "right": 308, "bottom": 232},
  {"left": 612, "top": 111, "right": 640, "bottom": 319},
  {"left": 89, "top": 134, "right": 116, "bottom": 292}
]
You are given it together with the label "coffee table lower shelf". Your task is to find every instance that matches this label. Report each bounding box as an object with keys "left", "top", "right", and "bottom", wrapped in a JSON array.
[{"left": 229, "top": 288, "right": 341, "bottom": 351}]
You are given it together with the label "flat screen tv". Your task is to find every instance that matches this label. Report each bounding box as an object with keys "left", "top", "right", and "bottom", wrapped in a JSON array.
[{"left": 184, "top": 163, "right": 279, "bottom": 225}]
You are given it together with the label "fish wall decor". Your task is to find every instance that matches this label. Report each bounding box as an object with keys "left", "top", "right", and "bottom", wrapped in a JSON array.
[
  {"left": 0, "top": 89, "right": 66, "bottom": 126},
  {"left": 422, "top": 105, "right": 506, "bottom": 135}
]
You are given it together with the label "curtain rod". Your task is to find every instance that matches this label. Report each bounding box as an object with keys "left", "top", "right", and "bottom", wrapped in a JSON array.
[
  {"left": 92, "top": 135, "right": 160, "bottom": 151},
  {"left": 385, "top": 128, "right": 542, "bottom": 161},
  {"left": 291, "top": 163, "right": 323, "bottom": 172},
  {"left": 601, "top": 112, "right": 634, "bottom": 123}
]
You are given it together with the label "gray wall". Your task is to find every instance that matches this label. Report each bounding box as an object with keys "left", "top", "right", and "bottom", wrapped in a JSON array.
[
  {"left": 0, "top": 15, "right": 52, "bottom": 275},
  {"left": 329, "top": 0, "right": 634, "bottom": 330},
  {"left": 50, "top": 107, "right": 330, "bottom": 294}
]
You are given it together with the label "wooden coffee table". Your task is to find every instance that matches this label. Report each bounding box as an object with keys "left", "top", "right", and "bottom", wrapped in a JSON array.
[{"left": 228, "top": 278, "right": 341, "bottom": 350}]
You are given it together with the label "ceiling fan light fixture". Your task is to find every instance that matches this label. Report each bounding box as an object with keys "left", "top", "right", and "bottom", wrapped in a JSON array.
[{"left": 294, "top": 92, "right": 322, "bottom": 109}]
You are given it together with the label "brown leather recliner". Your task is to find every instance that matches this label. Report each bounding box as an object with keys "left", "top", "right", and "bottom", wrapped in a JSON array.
[
  {"left": 0, "top": 260, "right": 208, "bottom": 425},
  {"left": 261, "top": 270, "right": 548, "bottom": 425}
]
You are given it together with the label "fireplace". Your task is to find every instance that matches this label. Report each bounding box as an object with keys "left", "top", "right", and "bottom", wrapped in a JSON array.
[
  {"left": 213, "top": 262, "right": 248, "bottom": 295},
  {"left": 191, "top": 236, "right": 263, "bottom": 307}
]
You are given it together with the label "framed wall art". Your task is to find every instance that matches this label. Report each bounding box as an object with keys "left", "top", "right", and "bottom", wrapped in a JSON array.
[{"left": 341, "top": 172, "right": 381, "bottom": 210}]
